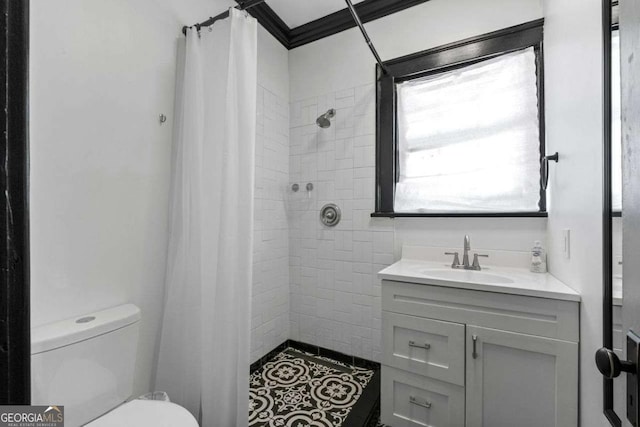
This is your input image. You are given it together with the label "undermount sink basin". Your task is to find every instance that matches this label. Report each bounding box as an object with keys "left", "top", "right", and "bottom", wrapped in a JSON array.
[{"left": 421, "top": 268, "right": 515, "bottom": 284}]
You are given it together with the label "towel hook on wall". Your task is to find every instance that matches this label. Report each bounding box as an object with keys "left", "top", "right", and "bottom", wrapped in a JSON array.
[{"left": 541, "top": 152, "right": 559, "bottom": 191}]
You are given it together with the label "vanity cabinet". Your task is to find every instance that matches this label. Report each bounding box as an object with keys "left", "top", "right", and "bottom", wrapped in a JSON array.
[{"left": 381, "top": 280, "right": 579, "bottom": 427}]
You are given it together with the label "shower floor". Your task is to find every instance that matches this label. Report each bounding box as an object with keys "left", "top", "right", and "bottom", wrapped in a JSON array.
[{"left": 249, "top": 345, "right": 380, "bottom": 426}]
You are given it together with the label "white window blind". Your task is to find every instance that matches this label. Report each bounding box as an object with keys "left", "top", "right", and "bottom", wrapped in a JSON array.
[
  {"left": 395, "top": 47, "right": 542, "bottom": 213},
  {"left": 612, "top": 30, "right": 622, "bottom": 211}
]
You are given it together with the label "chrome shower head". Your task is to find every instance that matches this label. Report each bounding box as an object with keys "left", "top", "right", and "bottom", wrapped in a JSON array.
[{"left": 316, "top": 109, "right": 336, "bottom": 128}]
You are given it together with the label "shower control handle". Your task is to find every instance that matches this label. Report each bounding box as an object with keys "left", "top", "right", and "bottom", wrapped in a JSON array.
[{"left": 320, "top": 204, "right": 341, "bottom": 227}]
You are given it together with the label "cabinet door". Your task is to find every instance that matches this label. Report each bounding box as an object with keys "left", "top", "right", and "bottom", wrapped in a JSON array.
[{"left": 465, "top": 326, "right": 578, "bottom": 427}]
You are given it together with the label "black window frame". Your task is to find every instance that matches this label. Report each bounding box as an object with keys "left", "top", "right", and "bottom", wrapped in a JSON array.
[{"left": 373, "top": 19, "right": 547, "bottom": 218}]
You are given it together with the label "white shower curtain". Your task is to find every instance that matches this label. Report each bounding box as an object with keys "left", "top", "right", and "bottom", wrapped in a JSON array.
[{"left": 155, "top": 9, "right": 257, "bottom": 427}]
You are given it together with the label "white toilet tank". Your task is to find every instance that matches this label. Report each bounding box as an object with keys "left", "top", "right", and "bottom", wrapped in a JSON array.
[{"left": 31, "top": 304, "right": 142, "bottom": 427}]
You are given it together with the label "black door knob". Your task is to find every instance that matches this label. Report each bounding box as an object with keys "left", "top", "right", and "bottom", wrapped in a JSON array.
[{"left": 596, "top": 347, "right": 636, "bottom": 379}]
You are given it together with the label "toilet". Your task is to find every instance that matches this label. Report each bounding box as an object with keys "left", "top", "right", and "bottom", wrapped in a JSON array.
[{"left": 31, "top": 304, "right": 198, "bottom": 427}]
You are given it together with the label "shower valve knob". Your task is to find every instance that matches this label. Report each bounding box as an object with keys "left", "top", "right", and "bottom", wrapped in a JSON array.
[{"left": 320, "top": 204, "right": 341, "bottom": 227}]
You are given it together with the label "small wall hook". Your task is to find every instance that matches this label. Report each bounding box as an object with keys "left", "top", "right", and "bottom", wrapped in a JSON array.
[
  {"left": 545, "top": 152, "right": 559, "bottom": 163},
  {"left": 541, "top": 152, "right": 559, "bottom": 191},
  {"left": 159, "top": 114, "right": 167, "bottom": 124}
]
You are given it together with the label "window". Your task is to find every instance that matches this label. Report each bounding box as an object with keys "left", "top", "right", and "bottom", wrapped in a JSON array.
[{"left": 375, "top": 20, "right": 545, "bottom": 217}]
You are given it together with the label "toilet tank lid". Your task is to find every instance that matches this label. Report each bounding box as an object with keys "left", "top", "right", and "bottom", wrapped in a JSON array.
[
  {"left": 86, "top": 400, "right": 198, "bottom": 427},
  {"left": 31, "top": 304, "right": 141, "bottom": 355}
]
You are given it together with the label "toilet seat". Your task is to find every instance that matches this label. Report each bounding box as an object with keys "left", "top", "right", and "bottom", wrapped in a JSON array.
[{"left": 85, "top": 399, "right": 198, "bottom": 427}]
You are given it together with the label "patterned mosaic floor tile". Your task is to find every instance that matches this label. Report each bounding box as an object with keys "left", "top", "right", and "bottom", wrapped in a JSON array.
[{"left": 249, "top": 348, "right": 375, "bottom": 427}]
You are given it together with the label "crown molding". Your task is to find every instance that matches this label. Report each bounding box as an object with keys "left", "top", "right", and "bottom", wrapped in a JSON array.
[{"left": 237, "top": 0, "right": 431, "bottom": 50}]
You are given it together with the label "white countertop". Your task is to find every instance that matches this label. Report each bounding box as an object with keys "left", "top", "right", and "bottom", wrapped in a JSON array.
[{"left": 379, "top": 258, "right": 581, "bottom": 302}]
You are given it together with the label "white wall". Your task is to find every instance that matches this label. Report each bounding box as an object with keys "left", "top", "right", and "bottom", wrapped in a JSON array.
[
  {"left": 288, "top": 0, "right": 547, "bottom": 362},
  {"left": 29, "top": 0, "right": 290, "bottom": 397},
  {"left": 252, "top": 27, "right": 291, "bottom": 363},
  {"left": 543, "top": 0, "right": 604, "bottom": 425}
]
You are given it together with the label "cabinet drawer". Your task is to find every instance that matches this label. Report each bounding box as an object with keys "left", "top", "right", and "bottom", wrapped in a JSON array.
[
  {"left": 383, "top": 312, "right": 465, "bottom": 385},
  {"left": 382, "top": 280, "right": 579, "bottom": 342},
  {"left": 381, "top": 366, "right": 464, "bottom": 427}
]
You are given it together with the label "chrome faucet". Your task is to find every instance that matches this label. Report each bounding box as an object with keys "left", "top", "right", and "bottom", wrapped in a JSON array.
[
  {"left": 462, "top": 235, "right": 471, "bottom": 268},
  {"left": 445, "top": 235, "right": 489, "bottom": 271}
]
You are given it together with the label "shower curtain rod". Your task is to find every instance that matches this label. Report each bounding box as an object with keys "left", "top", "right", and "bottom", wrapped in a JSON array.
[
  {"left": 344, "top": 0, "right": 389, "bottom": 74},
  {"left": 182, "top": 0, "right": 265, "bottom": 35}
]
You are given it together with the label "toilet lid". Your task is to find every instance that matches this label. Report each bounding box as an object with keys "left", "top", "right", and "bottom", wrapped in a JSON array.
[{"left": 86, "top": 399, "right": 198, "bottom": 427}]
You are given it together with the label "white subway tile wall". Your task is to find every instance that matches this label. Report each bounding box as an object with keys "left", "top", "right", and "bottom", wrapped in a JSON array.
[
  {"left": 252, "top": 79, "right": 546, "bottom": 366},
  {"left": 289, "top": 83, "right": 394, "bottom": 362},
  {"left": 252, "top": 85, "right": 290, "bottom": 363}
]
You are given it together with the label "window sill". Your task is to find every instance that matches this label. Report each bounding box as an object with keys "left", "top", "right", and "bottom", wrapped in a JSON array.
[{"left": 371, "top": 212, "right": 548, "bottom": 218}]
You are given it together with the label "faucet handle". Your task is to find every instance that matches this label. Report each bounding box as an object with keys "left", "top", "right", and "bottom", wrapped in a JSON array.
[
  {"left": 445, "top": 252, "right": 461, "bottom": 268},
  {"left": 472, "top": 253, "right": 489, "bottom": 270}
]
